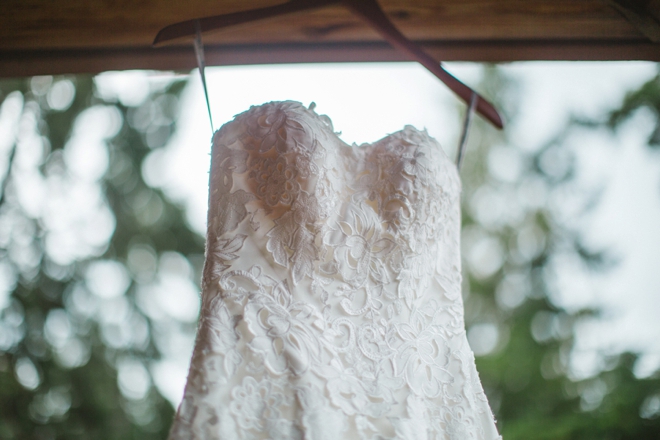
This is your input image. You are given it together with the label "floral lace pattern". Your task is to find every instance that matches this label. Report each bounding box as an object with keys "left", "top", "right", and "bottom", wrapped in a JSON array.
[{"left": 169, "top": 101, "right": 501, "bottom": 440}]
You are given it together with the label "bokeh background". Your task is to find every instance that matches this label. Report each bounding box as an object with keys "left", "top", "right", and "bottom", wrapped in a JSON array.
[{"left": 0, "top": 61, "right": 659, "bottom": 439}]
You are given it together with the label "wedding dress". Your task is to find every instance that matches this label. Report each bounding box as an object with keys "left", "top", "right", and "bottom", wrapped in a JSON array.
[{"left": 169, "top": 101, "right": 501, "bottom": 440}]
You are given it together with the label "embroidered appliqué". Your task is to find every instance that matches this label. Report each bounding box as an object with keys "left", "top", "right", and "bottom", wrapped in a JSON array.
[{"left": 170, "top": 101, "right": 501, "bottom": 440}]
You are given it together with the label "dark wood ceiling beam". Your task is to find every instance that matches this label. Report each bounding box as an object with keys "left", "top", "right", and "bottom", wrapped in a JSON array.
[{"left": 607, "top": 0, "right": 660, "bottom": 42}]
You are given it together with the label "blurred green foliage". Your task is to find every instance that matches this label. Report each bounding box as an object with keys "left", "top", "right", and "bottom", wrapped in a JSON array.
[
  {"left": 0, "top": 66, "right": 658, "bottom": 440},
  {"left": 461, "top": 67, "right": 660, "bottom": 439},
  {"left": 0, "top": 74, "right": 204, "bottom": 439},
  {"left": 608, "top": 70, "right": 660, "bottom": 147}
]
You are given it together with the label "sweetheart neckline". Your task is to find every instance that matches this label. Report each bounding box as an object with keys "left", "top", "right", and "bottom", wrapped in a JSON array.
[{"left": 218, "top": 100, "right": 461, "bottom": 178}]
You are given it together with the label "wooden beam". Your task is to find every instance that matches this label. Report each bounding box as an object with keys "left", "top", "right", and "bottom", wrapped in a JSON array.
[
  {"left": 0, "top": 39, "right": 657, "bottom": 78},
  {"left": 0, "top": 0, "right": 645, "bottom": 50},
  {"left": 607, "top": 0, "right": 660, "bottom": 42}
]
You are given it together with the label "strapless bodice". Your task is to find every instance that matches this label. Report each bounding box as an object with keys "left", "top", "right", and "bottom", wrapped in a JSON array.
[{"left": 169, "top": 101, "right": 501, "bottom": 440}]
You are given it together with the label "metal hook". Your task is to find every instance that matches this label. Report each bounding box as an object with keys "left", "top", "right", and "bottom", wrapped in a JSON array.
[
  {"left": 193, "top": 19, "right": 214, "bottom": 133},
  {"left": 456, "top": 91, "right": 478, "bottom": 170}
]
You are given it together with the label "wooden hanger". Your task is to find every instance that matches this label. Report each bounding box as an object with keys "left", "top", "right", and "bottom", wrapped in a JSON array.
[{"left": 153, "top": 0, "right": 504, "bottom": 130}]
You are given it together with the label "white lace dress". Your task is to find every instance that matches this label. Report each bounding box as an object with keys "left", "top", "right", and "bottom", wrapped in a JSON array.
[{"left": 168, "top": 101, "right": 501, "bottom": 440}]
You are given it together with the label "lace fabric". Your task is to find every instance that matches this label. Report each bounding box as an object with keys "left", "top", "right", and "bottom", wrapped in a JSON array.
[{"left": 169, "top": 101, "right": 501, "bottom": 440}]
